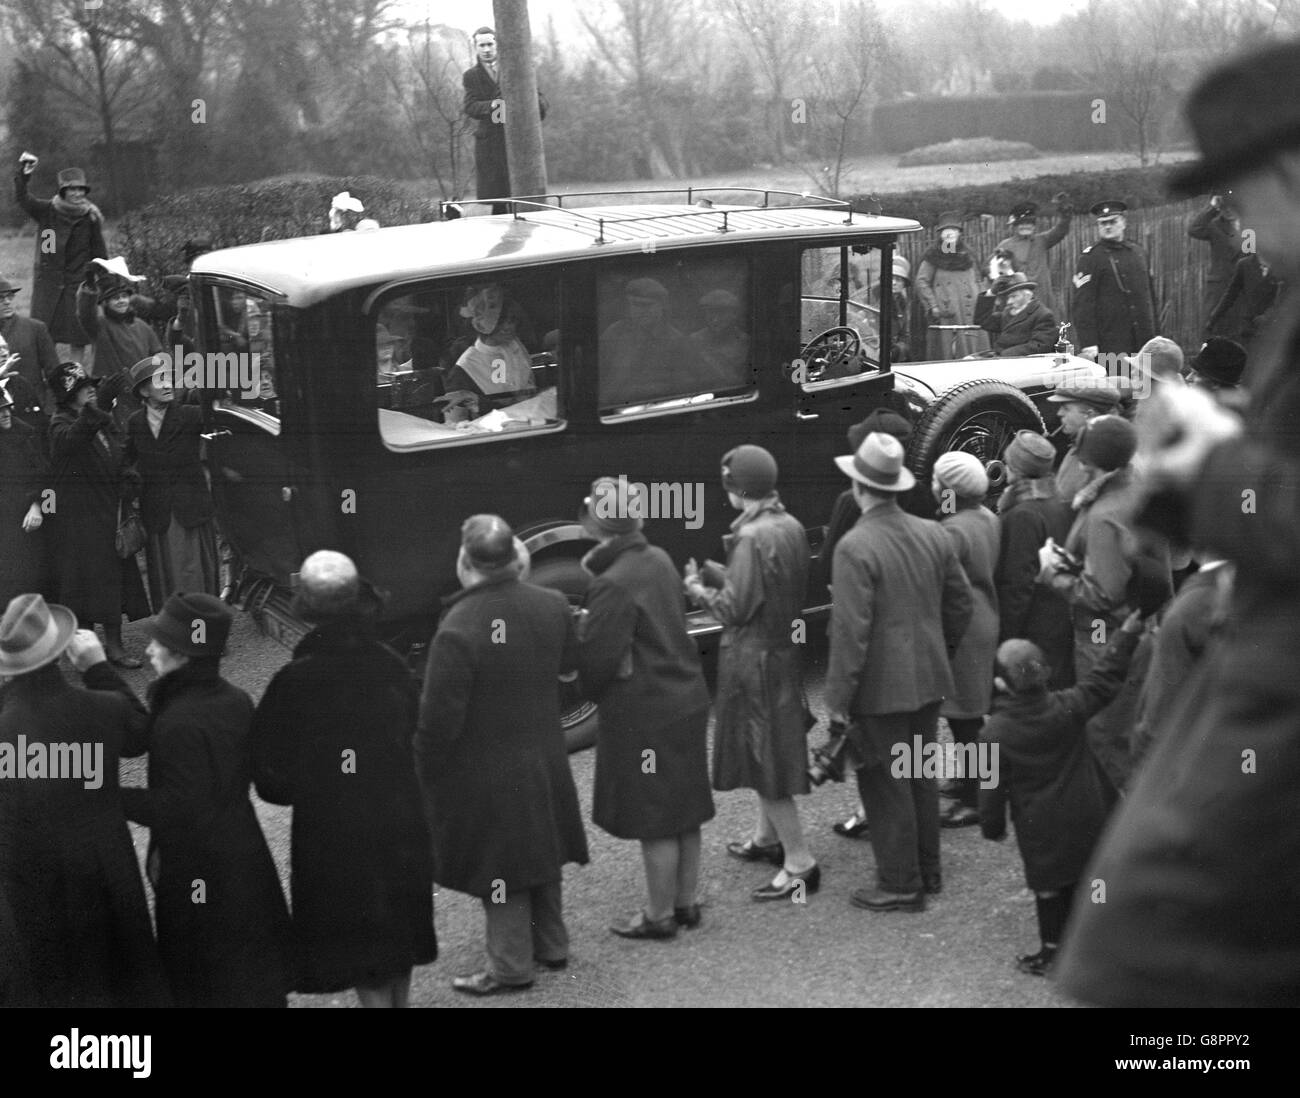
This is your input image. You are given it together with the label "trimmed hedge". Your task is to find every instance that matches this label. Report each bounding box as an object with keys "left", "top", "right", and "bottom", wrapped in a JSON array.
[
  {"left": 851, "top": 166, "right": 1179, "bottom": 229},
  {"left": 897, "top": 137, "right": 1041, "bottom": 168},
  {"left": 116, "top": 175, "right": 441, "bottom": 291}
]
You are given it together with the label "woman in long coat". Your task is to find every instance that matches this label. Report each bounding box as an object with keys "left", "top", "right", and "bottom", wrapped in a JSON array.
[
  {"left": 915, "top": 213, "right": 989, "bottom": 359},
  {"left": 685, "top": 445, "right": 818, "bottom": 901},
  {"left": 123, "top": 357, "right": 219, "bottom": 607},
  {"left": 932, "top": 452, "right": 1001, "bottom": 827},
  {"left": 109, "top": 592, "right": 291, "bottom": 1007},
  {"left": 416, "top": 517, "right": 589, "bottom": 994},
  {"left": 0, "top": 593, "right": 169, "bottom": 1007},
  {"left": 47, "top": 362, "right": 150, "bottom": 666},
  {"left": 577, "top": 477, "right": 714, "bottom": 939},
  {"left": 13, "top": 161, "right": 107, "bottom": 349},
  {"left": 0, "top": 384, "right": 49, "bottom": 604},
  {"left": 253, "top": 551, "right": 436, "bottom": 1007}
]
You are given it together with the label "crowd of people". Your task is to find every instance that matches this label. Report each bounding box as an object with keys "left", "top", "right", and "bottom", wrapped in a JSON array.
[{"left": 2, "top": 33, "right": 1298, "bottom": 1010}]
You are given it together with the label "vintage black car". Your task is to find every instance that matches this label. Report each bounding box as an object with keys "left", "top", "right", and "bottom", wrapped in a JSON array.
[{"left": 186, "top": 190, "right": 1099, "bottom": 745}]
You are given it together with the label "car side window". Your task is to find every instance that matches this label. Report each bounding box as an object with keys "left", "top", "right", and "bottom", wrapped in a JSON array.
[
  {"left": 375, "top": 276, "right": 563, "bottom": 451},
  {"left": 204, "top": 286, "right": 280, "bottom": 417},
  {"left": 800, "top": 246, "right": 883, "bottom": 380},
  {"left": 597, "top": 257, "right": 754, "bottom": 418}
]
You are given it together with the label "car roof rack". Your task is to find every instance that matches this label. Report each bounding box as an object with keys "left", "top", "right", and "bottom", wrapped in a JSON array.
[{"left": 440, "top": 187, "right": 863, "bottom": 245}]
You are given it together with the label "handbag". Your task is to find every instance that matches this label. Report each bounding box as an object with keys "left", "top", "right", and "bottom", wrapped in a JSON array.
[{"left": 116, "top": 500, "right": 146, "bottom": 559}]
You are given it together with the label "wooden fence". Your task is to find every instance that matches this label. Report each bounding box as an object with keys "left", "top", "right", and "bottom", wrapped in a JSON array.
[{"left": 893, "top": 195, "right": 1220, "bottom": 358}]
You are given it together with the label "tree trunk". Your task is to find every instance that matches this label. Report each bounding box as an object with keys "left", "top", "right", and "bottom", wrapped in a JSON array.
[{"left": 493, "top": 0, "right": 547, "bottom": 199}]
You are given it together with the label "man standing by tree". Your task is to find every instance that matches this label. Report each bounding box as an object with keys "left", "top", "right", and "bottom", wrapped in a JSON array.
[
  {"left": 462, "top": 26, "right": 547, "bottom": 214},
  {"left": 1069, "top": 201, "right": 1158, "bottom": 366}
]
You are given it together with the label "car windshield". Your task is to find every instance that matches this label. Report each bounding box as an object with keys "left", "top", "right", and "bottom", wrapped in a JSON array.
[{"left": 800, "top": 245, "right": 885, "bottom": 374}]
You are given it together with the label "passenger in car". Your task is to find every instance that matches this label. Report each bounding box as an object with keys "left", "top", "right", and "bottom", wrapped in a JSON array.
[
  {"left": 442, "top": 284, "right": 538, "bottom": 413},
  {"left": 599, "top": 277, "right": 706, "bottom": 406},
  {"left": 688, "top": 289, "right": 750, "bottom": 390},
  {"left": 977, "top": 273, "right": 1058, "bottom": 357}
]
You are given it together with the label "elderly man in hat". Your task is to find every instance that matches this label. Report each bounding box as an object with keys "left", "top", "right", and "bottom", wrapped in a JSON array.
[
  {"left": 0, "top": 595, "right": 169, "bottom": 1007},
  {"left": 80, "top": 593, "right": 291, "bottom": 1007},
  {"left": 994, "top": 194, "right": 1073, "bottom": 315},
  {"left": 1069, "top": 200, "right": 1159, "bottom": 364},
  {"left": 1058, "top": 36, "right": 1300, "bottom": 1008},
  {"left": 598, "top": 277, "right": 704, "bottom": 407},
  {"left": 13, "top": 154, "right": 107, "bottom": 362},
  {"left": 824, "top": 433, "right": 973, "bottom": 911},
  {"left": 416, "top": 516, "right": 587, "bottom": 995},
  {"left": 976, "top": 271, "right": 1058, "bottom": 357},
  {"left": 1047, "top": 381, "right": 1122, "bottom": 501},
  {"left": 255, "top": 549, "right": 437, "bottom": 1007},
  {"left": 0, "top": 276, "right": 57, "bottom": 402}
]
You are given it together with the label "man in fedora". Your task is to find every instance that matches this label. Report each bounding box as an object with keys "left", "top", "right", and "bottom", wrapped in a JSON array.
[
  {"left": 0, "top": 594, "right": 169, "bottom": 1007},
  {"left": 416, "top": 516, "right": 587, "bottom": 995},
  {"left": 1069, "top": 200, "right": 1158, "bottom": 364},
  {"left": 1186, "top": 336, "right": 1247, "bottom": 400},
  {"left": 994, "top": 194, "right": 1074, "bottom": 315},
  {"left": 825, "top": 433, "right": 973, "bottom": 912},
  {"left": 0, "top": 276, "right": 57, "bottom": 402},
  {"left": 13, "top": 154, "right": 106, "bottom": 362},
  {"left": 1057, "top": 35, "right": 1300, "bottom": 1007},
  {"left": 1046, "top": 382, "right": 1123, "bottom": 501},
  {"left": 977, "top": 271, "right": 1058, "bottom": 357}
]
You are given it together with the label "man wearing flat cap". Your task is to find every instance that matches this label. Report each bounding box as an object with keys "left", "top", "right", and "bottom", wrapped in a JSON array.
[
  {"left": 1057, "top": 35, "right": 1300, "bottom": 1008},
  {"left": 1069, "top": 200, "right": 1159, "bottom": 364},
  {"left": 1047, "top": 382, "right": 1122, "bottom": 501},
  {"left": 598, "top": 277, "right": 706, "bottom": 407},
  {"left": 416, "top": 515, "right": 588, "bottom": 996}
]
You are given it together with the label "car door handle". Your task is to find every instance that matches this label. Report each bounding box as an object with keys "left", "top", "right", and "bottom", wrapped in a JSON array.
[
  {"left": 796, "top": 410, "right": 820, "bottom": 421},
  {"left": 201, "top": 428, "right": 233, "bottom": 441}
]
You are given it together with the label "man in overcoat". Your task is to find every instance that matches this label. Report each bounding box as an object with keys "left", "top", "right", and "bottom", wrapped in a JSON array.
[
  {"left": 462, "top": 27, "right": 547, "bottom": 213},
  {"left": 825, "top": 433, "right": 973, "bottom": 912},
  {"left": 977, "top": 272, "right": 1058, "bottom": 356},
  {"left": 0, "top": 277, "right": 58, "bottom": 404},
  {"left": 1058, "top": 36, "right": 1300, "bottom": 1007},
  {"left": 416, "top": 514, "right": 588, "bottom": 995},
  {"left": 1069, "top": 201, "right": 1158, "bottom": 361},
  {"left": 994, "top": 197, "right": 1073, "bottom": 315}
]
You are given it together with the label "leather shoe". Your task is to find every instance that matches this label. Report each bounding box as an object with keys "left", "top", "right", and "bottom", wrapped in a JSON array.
[
  {"left": 1015, "top": 947, "right": 1058, "bottom": 977},
  {"left": 452, "top": 971, "right": 533, "bottom": 996},
  {"left": 674, "top": 903, "right": 701, "bottom": 929},
  {"left": 832, "top": 811, "right": 869, "bottom": 838},
  {"left": 752, "top": 864, "right": 820, "bottom": 901},
  {"left": 536, "top": 957, "right": 568, "bottom": 970},
  {"left": 850, "top": 886, "right": 926, "bottom": 912},
  {"left": 726, "top": 838, "right": 784, "bottom": 866},
  {"left": 940, "top": 803, "right": 980, "bottom": 829},
  {"left": 923, "top": 874, "right": 942, "bottom": 895},
  {"left": 610, "top": 911, "right": 677, "bottom": 940}
]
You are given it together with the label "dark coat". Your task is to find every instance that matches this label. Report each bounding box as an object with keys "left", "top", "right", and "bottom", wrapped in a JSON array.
[
  {"left": 939, "top": 503, "right": 1001, "bottom": 718},
  {"left": 697, "top": 495, "right": 811, "bottom": 799},
  {"left": 47, "top": 402, "right": 150, "bottom": 624},
  {"left": 1187, "top": 204, "right": 1244, "bottom": 314},
  {"left": 1057, "top": 306, "right": 1300, "bottom": 1007},
  {"left": 995, "top": 479, "right": 1074, "bottom": 688},
  {"left": 577, "top": 532, "right": 714, "bottom": 841},
  {"left": 0, "top": 418, "right": 50, "bottom": 604},
  {"left": 462, "top": 62, "right": 548, "bottom": 203},
  {"left": 1206, "top": 254, "right": 1284, "bottom": 346},
  {"left": 124, "top": 402, "right": 215, "bottom": 534},
  {"left": 980, "top": 297, "right": 1058, "bottom": 356},
  {"left": 0, "top": 313, "right": 58, "bottom": 398},
  {"left": 978, "top": 628, "right": 1138, "bottom": 891},
  {"left": 416, "top": 576, "right": 589, "bottom": 897},
  {"left": 826, "top": 497, "right": 973, "bottom": 718},
  {"left": 13, "top": 172, "right": 107, "bottom": 343},
  {"left": 253, "top": 621, "right": 437, "bottom": 993},
  {"left": 0, "top": 662, "right": 169, "bottom": 1008},
  {"left": 105, "top": 659, "right": 291, "bottom": 1007},
  {"left": 1069, "top": 238, "right": 1158, "bottom": 355},
  {"left": 77, "top": 285, "right": 163, "bottom": 381}
]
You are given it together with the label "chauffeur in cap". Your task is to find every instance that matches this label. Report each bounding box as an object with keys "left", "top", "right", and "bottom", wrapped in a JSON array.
[
  {"left": 1058, "top": 35, "right": 1300, "bottom": 1007},
  {"left": 1069, "top": 200, "right": 1159, "bottom": 363}
]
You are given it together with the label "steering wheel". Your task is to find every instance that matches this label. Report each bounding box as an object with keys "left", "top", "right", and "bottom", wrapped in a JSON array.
[{"left": 799, "top": 326, "right": 862, "bottom": 382}]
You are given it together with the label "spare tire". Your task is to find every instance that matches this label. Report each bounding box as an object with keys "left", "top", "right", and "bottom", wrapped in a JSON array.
[{"left": 907, "top": 379, "right": 1044, "bottom": 511}]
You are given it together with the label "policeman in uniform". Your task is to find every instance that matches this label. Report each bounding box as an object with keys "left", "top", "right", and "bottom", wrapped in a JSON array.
[{"left": 1069, "top": 201, "right": 1158, "bottom": 366}]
